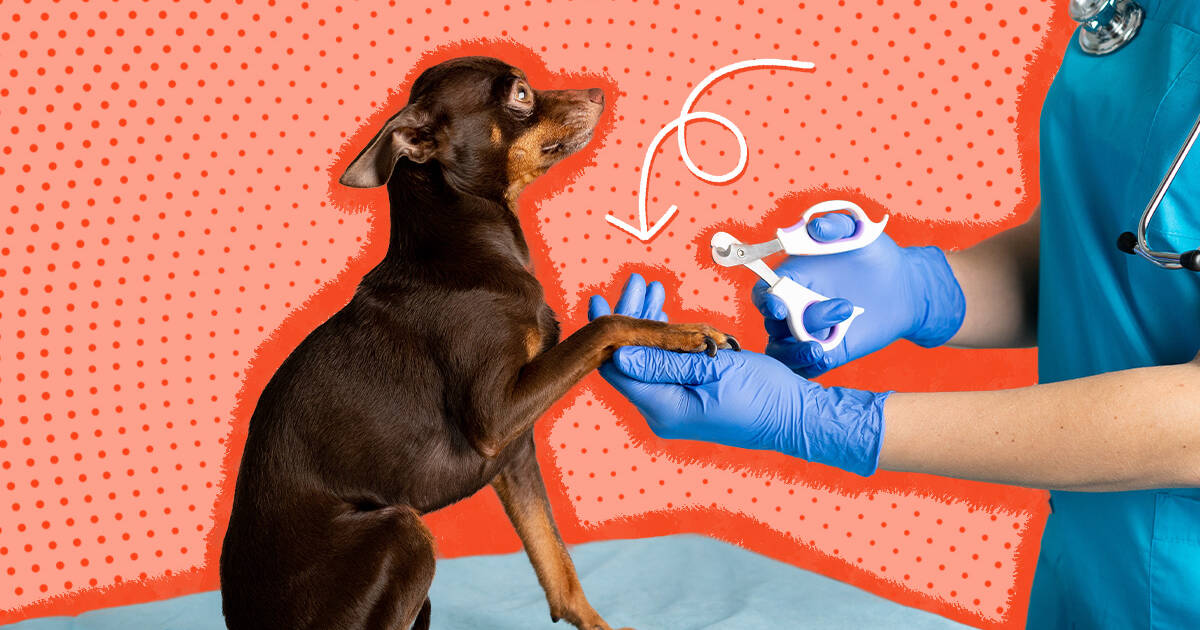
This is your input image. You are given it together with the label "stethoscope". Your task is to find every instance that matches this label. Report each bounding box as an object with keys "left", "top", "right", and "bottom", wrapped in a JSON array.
[{"left": 1071, "top": 0, "right": 1200, "bottom": 271}]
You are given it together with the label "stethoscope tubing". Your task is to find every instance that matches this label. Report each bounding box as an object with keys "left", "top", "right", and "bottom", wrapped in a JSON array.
[
  {"left": 1077, "top": 0, "right": 1200, "bottom": 271},
  {"left": 1119, "top": 110, "right": 1200, "bottom": 271},
  {"left": 1137, "top": 111, "right": 1200, "bottom": 268}
]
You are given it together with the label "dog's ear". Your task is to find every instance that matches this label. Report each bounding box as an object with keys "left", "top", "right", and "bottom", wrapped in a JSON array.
[{"left": 339, "top": 105, "right": 437, "bottom": 188}]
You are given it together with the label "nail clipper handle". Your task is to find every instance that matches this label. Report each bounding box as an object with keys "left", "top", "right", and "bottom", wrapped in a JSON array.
[
  {"left": 776, "top": 200, "right": 889, "bottom": 256},
  {"left": 769, "top": 277, "right": 864, "bottom": 352}
]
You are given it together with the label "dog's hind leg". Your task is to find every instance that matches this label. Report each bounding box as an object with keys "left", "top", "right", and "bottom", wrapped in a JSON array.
[
  {"left": 304, "top": 504, "right": 436, "bottom": 630},
  {"left": 491, "top": 436, "right": 632, "bottom": 630}
]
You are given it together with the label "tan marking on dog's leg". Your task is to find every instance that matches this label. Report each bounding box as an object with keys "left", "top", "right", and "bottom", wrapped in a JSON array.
[
  {"left": 524, "top": 327, "right": 544, "bottom": 361},
  {"left": 492, "top": 448, "right": 628, "bottom": 630},
  {"left": 491, "top": 124, "right": 502, "bottom": 145}
]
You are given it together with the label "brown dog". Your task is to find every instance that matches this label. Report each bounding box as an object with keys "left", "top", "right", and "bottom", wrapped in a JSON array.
[{"left": 219, "top": 56, "right": 737, "bottom": 630}]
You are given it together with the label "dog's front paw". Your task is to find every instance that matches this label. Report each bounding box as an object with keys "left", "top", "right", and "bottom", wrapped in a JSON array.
[
  {"left": 654, "top": 322, "right": 740, "bottom": 357},
  {"left": 597, "top": 316, "right": 741, "bottom": 358}
]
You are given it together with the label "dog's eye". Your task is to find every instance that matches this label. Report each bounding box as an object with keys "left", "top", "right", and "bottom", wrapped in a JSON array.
[{"left": 511, "top": 81, "right": 533, "bottom": 107}]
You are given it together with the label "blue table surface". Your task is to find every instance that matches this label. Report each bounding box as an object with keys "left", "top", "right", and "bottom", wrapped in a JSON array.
[{"left": 4, "top": 534, "right": 973, "bottom": 629}]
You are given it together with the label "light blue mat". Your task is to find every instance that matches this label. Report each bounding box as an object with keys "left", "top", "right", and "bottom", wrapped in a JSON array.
[{"left": 4, "top": 535, "right": 972, "bottom": 629}]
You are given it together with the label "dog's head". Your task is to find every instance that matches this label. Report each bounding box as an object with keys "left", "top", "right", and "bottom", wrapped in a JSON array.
[{"left": 339, "top": 56, "right": 605, "bottom": 205}]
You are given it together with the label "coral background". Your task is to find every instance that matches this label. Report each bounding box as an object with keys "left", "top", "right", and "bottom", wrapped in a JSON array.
[{"left": 0, "top": 0, "right": 1074, "bottom": 627}]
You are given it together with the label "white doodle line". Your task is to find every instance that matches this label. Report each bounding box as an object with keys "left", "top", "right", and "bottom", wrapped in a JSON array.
[{"left": 606, "top": 58, "right": 816, "bottom": 242}]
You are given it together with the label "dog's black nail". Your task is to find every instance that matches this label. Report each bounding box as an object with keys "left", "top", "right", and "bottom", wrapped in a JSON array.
[
  {"left": 727, "top": 336, "right": 741, "bottom": 352},
  {"left": 704, "top": 337, "right": 717, "bottom": 357}
]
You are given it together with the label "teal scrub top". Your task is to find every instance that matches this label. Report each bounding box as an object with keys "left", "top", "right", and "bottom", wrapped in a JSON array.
[{"left": 1034, "top": 1, "right": 1200, "bottom": 628}]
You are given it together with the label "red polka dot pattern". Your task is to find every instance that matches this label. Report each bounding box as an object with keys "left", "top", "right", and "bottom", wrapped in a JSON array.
[
  {"left": 0, "top": 0, "right": 1058, "bottom": 624},
  {"left": 535, "top": 0, "right": 1050, "bottom": 312},
  {"left": 1, "top": 0, "right": 372, "bottom": 611}
]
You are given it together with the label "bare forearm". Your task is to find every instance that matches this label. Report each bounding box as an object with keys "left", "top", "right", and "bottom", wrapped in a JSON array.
[
  {"left": 879, "top": 355, "right": 1200, "bottom": 491},
  {"left": 945, "top": 209, "right": 1040, "bottom": 348}
]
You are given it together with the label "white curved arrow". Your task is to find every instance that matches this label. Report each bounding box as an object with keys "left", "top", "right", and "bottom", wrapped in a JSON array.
[{"left": 606, "top": 58, "right": 816, "bottom": 242}]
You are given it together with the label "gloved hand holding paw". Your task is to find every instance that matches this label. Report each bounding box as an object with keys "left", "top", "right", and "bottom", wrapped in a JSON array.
[{"left": 591, "top": 273, "right": 890, "bottom": 477}]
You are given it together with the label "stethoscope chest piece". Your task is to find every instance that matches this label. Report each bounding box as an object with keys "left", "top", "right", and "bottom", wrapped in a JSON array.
[{"left": 1070, "top": 0, "right": 1144, "bottom": 55}]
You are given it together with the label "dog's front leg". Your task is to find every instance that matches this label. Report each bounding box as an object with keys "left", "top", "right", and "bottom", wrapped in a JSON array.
[
  {"left": 465, "top": 315, "right": 736, "bottom": 458},
  {"left": 491, "top": 436, "right": 628, "bottom": 630}
]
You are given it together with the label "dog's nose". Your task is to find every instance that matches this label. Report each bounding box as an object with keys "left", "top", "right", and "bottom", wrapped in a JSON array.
[{"left": 587, "top": 88, "right": 604, "bottom": 105}]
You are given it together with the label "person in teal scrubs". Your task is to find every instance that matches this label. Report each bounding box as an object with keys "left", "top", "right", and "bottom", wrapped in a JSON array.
[{"left": 589, "top": 1, "right": 1200, "bottom": 627}]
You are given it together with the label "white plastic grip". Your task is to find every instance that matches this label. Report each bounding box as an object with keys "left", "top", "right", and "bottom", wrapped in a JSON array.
[
  {"left": 775, "top": 200, "right": 889, "bottom": 256},
  {"left": 769, "top": 277, "right": 864, "bottom": 352}
]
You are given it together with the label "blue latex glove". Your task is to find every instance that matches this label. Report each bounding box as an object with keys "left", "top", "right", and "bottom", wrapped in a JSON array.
[
  {"left": 588, "top": 272, "right": 669, "bottom": 324},
  {"left": 752, "top": 213, "right": 965, "bottom": 377},
  {"left": 590, "top": 274, "right": 889, "bottom": 477}
]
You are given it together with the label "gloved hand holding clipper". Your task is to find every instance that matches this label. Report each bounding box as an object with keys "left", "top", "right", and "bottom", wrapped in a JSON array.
[
  {"left": 589, "top": 274, "right": 889, "bottom": 476},
  {"left": 752, "top": 212, "right": 967, "bottom": 377}
]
